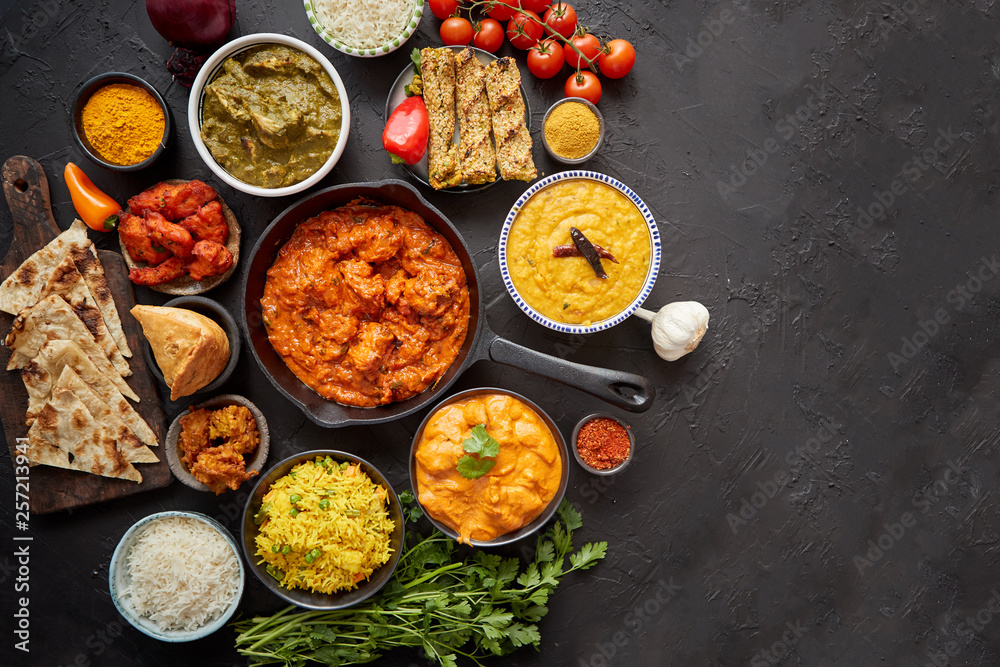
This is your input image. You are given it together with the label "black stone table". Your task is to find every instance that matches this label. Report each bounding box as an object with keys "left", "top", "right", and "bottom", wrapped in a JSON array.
[{"left": 3, "top": 1, "right": 1000, "bottom": 665}]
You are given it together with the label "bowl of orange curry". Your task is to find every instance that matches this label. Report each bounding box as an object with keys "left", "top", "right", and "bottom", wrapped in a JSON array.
[{"left": 409, "top": 388, "right": 568, "bottom": 546}]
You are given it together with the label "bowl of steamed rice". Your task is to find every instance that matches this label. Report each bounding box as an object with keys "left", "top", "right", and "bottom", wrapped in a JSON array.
[
  {"left": 304, "top": 0, "right": 423, "bottom": 57},
  {"left": 109, "top": 511, "right": 244, "bottom": 642},
  {"left": 242, "top": 450, "right": 404, "bottom": 610}
]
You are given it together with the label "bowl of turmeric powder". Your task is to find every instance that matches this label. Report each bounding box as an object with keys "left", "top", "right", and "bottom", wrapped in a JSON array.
[{"left": 71, "top": 72, "right": 170, "bottom": 171}]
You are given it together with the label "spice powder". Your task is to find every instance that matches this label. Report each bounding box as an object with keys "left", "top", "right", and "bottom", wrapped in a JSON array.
[
  {"left": 544, "top": 101, "right": 600, "bottom": 160},
  {"left": 576, "top": 417, "right": 631, "bottom": 470},
  {"left": 82, "top": 83, "right": 165, "bottom": 166}
]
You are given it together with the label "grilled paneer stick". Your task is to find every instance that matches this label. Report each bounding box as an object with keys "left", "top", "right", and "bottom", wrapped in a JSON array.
[
  {"left": 484, "top": 57, "right": 536, "bottom": 182},
  {"left": 455, "top": 48, "right": 496, "bottom": 185},
  {"left": 420, "top": 48, "right": 462, "bottom": 190}
]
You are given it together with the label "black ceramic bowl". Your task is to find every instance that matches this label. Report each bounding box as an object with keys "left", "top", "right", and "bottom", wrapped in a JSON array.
[
  {"left": 408, "top": 387, "right": 569, "bottom": 547},
  {"left": 71, "top": 72, "right": 171, "bottom": 171},
  {"left": 241, "top": 450, "right": 405, "bottom": 610},
  {"left": 141, "top": 296, "right": 241, "bottom": 402},
  {"left": 571, "top": 412, "right": 634, "bottom": 475}
]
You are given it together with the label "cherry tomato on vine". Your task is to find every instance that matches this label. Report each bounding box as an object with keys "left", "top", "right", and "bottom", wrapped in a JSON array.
[
  {"left": 429, "top": 0, "right": 460, "bottom": 20},
  {"left": 506, "top": 10, "right": 542, "bottom": 50},
  {"left": 473, "top": 18, "right": 504, "bottom": 52},
  {"left": 543, "top": 2, "right": 577, "bottom": 39},
  {"left": 486, "top": 0, "right": 520, "bottom": 22},
  {"left": 598, "top": 38, "right": 636, "bottom": 79},
  {"left": 565, "top": 31, "right": 600, "bottom": 69},
  {"left": 527, "top": 39, "right": 564, "bottom": 79},
  {"left": 440, "top": 16, "right": 474, "bottom": 46},
  {"left": 565, "top": 70, "right": 601, "bottom": 104},
  {"left": 520, "top": 0, "right": 550, "bottom": 14}
]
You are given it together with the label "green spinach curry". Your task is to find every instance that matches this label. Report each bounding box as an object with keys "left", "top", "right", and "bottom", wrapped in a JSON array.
[{"left": 200, "top": 45, "right": 342, "bottom": 188}]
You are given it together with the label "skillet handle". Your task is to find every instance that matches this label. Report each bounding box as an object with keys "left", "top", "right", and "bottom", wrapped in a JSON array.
[{"left": 488, "top": 337, "right": 655, "bottom": 413}]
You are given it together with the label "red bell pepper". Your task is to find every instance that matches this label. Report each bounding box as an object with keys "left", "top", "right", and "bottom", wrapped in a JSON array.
[{"left": 383, "top": 96, "right": 429, "bottom": 165}]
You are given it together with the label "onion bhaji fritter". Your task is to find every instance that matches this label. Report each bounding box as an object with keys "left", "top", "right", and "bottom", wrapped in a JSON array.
[{"left": 178, "top": 405, "right": 260, "bottom": 494}]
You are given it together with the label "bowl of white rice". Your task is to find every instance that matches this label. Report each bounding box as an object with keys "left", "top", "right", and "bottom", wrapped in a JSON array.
[
  {"left": 304, "top": 0, "right": 423, "bottom": 57},
  {"left": 109, "top": 511, "right": 244, "bottom": 642}
]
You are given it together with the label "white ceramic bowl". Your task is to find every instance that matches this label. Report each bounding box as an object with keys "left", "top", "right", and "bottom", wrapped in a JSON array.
[
  {"left": 187, "top": 33, "right": 351, "bottom": 197},
  {"left": 304, "top": 0, "right": 424, "bottom": 57},
  {"left": 109, "top": 511, "right": 245, "bottom": 642},
  {"left": 497, "top": 170, "right": 662, "bottom": 335}
]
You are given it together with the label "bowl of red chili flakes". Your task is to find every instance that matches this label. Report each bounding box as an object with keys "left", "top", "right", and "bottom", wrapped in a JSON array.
[{"left": 571, "top": 413, "right": 633, "bottom": 475}]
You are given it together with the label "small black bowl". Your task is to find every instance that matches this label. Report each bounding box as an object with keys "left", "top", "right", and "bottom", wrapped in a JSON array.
[
  {"left": 241, "top": 450, "right": 405, "bottom": 610},
  {"left": 409, "top": 387, "right": 569, "bottom": 547},
  {"left": 571, "top": 413, "right": 634, "bottom": 475},
  {"left": 141, "top": 296, "right": 241, "bottom": 402},
  {"left": 72, "top": 72, "right": 171, "bottom": 171}
]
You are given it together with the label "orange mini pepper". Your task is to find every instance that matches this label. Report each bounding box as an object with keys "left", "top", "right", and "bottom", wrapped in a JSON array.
[{"left": 64, "top": 162, "right": 121, "bottom": 232}]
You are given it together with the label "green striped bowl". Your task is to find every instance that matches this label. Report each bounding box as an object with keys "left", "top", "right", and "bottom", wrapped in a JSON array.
[{"left": 304, "top": 0, "right": 424, "bottom": 58}]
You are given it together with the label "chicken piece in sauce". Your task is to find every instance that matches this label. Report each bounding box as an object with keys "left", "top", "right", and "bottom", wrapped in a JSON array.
[
  {"left": 178, "top": 200, "right": 229, "bottom": 245},
  {"left": 186, "top": 240, "right": 234, "bottom": 282},
  {"left": 261, "top": 202, "right": 470, "bottom": 407},
  {"left": 119, "top": 212, "right": 171, "bottom": 265}
]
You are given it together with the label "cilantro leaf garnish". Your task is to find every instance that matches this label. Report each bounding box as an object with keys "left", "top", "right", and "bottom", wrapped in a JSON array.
[
  {"left": 457, "top": 454, "right": 496, "bottom": 479},
  {"left": 456, "top": 424, "right": 500, "bottom": 479}
]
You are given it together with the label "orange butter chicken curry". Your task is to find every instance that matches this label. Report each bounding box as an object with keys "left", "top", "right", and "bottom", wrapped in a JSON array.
[
  {"left": 260, "top": 201, "right": 470, "bottom": 407},
  {"left": 414, "top": 393, "right": 563, "bottom": 544}
]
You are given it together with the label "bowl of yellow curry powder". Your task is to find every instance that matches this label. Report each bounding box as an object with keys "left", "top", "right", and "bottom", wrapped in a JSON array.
[
  {"left": 541, "top": 98, "right": 604, "bottom": 165},
  {"left": 72, "top": 72, "right": 170, "bottom": 171}
]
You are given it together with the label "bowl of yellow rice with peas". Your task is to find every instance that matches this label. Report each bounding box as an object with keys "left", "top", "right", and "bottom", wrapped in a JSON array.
[{"left": 241, "top": 450, "right": 404, "bottom": 610}]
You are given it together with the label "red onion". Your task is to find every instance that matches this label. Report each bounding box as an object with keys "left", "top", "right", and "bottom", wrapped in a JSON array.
[{"left": 146, "top": 0, "right": 236, "bottom": 49}]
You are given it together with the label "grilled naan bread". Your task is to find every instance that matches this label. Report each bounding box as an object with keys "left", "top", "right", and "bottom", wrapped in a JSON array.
[
  {"left": 0, "top": 219, "right": 131, "bottom": 358},
  {"left": 0, "top": 220, "right": 88, "bottom": 315},
  {"left": 39, "top": 254, "right": 129, "bottom": 375},
  {"left": 53, "top": 366, "right": 158, "bottom": 464},
  {"left": 5, "top": 295, "right": 138, "bottom": 401},
  {"left": 22, "top": 340, "right": 157, "bottom": 446},
  {"left": 25, "top": 387, "right": 142, "bottom": 483}
]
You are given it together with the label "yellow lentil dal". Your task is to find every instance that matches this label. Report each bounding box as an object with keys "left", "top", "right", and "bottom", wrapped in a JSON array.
[{"left": 506, "top": 179, "right": 652, "bottom": 325}]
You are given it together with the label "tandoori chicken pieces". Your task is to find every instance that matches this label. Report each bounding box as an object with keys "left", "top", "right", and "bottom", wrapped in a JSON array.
[{"left": 121, "top": 180, "right": 234, "bottom": 286}]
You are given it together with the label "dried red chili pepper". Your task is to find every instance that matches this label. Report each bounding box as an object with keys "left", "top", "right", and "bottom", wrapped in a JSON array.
[
  {"left": 576, "top": 417, "right": 630, "bottom": 470},
  {"left": 552, "top": 243, "right": 618, "bottom": 262}
]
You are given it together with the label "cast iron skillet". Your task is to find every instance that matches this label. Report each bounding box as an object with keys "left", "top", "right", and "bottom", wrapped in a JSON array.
[{"left": 241, "top": 180, "right": 654, "bottom": 428}]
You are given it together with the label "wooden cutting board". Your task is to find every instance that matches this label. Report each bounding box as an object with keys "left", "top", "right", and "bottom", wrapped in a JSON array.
[{"left": 0, "top": 156, "right": 171, "bottom": 513}]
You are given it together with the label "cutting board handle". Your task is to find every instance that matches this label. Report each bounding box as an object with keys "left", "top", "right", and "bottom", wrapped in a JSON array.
[{"left": 3, "top": 156, "right": 60, "bottom": 250}]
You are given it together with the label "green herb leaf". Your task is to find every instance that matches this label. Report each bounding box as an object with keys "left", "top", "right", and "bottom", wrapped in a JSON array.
[
  {"left": 461, "top": 424, "right": 499, "bottom": 457},
  {"left": 456, "top": 454, "right": 496, "bottom": 479},
  {"left": 570, "top": 541, "right": 609, "bottom": 570},
  {"left": 410, "top": 47, "right": 422, "bottom": 74}
]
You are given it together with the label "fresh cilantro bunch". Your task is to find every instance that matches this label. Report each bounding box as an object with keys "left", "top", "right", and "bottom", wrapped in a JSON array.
[
  {"left": 456, "top": 425, "right": 500, "bottom": 479},
  {"left": 233, "top": 495, "right": 607, "bottom": 666}
]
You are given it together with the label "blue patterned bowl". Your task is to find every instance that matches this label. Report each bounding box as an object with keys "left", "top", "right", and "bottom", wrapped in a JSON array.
[
  {"left": 498, "top": 171, "right": 662, "bottom": 334},
  {"left": 304, "top": 0, "right": 424, "bottom": 58}
]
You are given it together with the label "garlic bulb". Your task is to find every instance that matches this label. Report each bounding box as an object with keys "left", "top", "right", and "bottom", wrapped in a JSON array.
[{"left": 634, "top": 301, "right": 709, "bottom": 361}]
